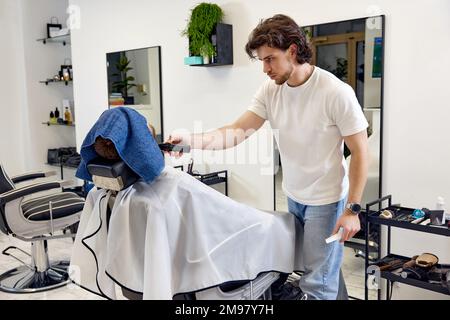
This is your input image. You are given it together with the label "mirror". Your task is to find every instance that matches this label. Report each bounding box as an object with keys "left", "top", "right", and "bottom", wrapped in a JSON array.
[
  {"left": 275, "top": 16, "right": 384, "bottom": 212},
  {"left": 106, "top": 46, "right": 163, "bottom": 143}
]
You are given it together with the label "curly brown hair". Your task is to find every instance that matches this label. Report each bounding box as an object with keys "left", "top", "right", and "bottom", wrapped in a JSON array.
[
  {"left": 93, "top": 122, "right": 156, "bottom": 160},
  {"left": 245, "top": 14, "right": 312, "bottom": 64},
  {"left": 94, "top": 137, "right": 120, "bottom": 160}
]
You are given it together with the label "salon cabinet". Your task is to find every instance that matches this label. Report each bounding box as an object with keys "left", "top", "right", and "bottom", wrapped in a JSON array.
[{"left": 364, "top": 195, "right": 450, "bottom": 300}]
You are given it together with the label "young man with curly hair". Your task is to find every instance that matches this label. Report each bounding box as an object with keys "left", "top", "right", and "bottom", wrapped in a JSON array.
[{"left": 169, "top": 14, "right": 369, "bottom": 300}]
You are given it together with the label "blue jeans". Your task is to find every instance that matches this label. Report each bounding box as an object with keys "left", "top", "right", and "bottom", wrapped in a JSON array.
[{"left": 288, "top": 197, "right": 347, "bottom": 300}]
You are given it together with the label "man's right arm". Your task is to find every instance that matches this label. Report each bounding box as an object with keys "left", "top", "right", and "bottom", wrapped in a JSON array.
[{"left": 168, "top": 111, "right": 266, "bottom": 151}]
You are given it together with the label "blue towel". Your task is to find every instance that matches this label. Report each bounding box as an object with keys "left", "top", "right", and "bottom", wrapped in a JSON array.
[{"left": 76, "top": 107, "right": 164, "bottom": 183}]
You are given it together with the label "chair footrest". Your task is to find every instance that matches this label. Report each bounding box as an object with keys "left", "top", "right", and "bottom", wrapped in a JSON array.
[{"left": 2, "top": 246, "right": 32, "bottom": 269}]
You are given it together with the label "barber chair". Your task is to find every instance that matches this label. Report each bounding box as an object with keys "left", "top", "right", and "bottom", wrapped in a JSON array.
[
  {"left": 0, "top": 164, "right": 83, "bottom": 292},
  {"left": 86, "top": 158, "right": 294, "bottom": 300}
]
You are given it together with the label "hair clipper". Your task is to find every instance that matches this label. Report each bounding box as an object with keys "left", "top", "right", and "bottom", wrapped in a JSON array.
[{"left": 159, "top": 143, "right": 191, "bottom": 153}]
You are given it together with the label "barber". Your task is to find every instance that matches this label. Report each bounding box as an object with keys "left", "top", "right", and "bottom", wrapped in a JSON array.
[{"left": 167, "top": 14, "right": 369, "bottom": 300}]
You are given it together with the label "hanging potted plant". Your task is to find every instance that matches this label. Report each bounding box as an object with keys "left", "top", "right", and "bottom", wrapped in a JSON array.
[{"left": 182, "top": 2, "right": 224, "bottom": 64}]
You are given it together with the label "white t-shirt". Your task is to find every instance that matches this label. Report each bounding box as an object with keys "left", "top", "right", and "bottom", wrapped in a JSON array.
[{"left": 248, "top": 66, "right": 368, "bottom": 205}]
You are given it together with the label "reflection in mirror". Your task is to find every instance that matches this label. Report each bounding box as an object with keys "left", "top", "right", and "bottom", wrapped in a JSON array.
[
  {"left": 107, "top": 46, "right": 163, "bottom": 143},
  {"left": 275, "top": 16, "right": 384, "bottom": 212}
]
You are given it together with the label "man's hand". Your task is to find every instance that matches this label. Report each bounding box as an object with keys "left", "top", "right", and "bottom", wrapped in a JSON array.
[
  {"left": 331, "top": 210, "right": 361, "bottom": 243},
  {"left": 165, "top": 133, "right": 191, "bottom": 158},
  {"left": 167, "top": 133, "right": 186, "bottom": 145}
]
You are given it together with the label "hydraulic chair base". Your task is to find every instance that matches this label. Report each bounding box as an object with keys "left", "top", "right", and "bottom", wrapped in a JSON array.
[{"left": 0, "top": 260, "right": 70, "bottom": 293}]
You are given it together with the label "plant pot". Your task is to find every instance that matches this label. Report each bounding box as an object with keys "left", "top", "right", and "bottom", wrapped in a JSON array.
[
  {"left": 184, "top": 56, "right": 203, "bottom": 65},
  {"left": 124, "top": 96, "right": 135, "bottom": 105},
  {"left": 202, "top": 55, "right": 210, "bottom": 64}
]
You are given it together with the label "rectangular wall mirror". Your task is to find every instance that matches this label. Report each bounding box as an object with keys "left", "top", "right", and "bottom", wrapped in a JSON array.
[
  {"left": 106, "top": 46, "right": 163, "bottom": 143},
  {"left": 273, "top": 15, "right": 384, "bottom": 300},
  {"left": 275, "top": 15, "right": 384, "bottom": 212}
]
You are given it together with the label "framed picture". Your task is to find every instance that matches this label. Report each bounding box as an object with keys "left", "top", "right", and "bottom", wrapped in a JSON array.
[{"left": 47, "top": 23, "right": 62, "bottom": 38}]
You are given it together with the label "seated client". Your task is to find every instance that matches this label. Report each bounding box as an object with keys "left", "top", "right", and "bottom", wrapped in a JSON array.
[{"left": 69, "top": 107, "right": 302, "bottom": 299}]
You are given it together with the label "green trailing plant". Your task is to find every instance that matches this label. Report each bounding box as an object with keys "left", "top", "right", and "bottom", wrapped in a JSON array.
[
  {"left": 182, "top": 2, "right": 224, "bottom": 58},
  {"left": 112, "top": 54, "right": 136, "bottom": 97}
]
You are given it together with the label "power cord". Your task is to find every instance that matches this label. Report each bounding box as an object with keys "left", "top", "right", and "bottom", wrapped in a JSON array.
[{"left": 389, "top": 281, "right": 394, "bottom": 300}]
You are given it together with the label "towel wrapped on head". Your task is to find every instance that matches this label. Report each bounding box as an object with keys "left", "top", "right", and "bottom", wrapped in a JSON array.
[{"left": 75, "top": 106, "right": 164, "bottom": 183}]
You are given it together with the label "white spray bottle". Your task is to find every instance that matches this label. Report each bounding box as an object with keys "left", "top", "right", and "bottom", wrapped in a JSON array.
[{"left": 436, "top": 196, "right": 448, "bottom": 224}]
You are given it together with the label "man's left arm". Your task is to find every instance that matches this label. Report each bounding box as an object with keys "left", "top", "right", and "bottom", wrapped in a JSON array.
[{"left": 332, "top": 130, "right": 369, "bottom": 243}]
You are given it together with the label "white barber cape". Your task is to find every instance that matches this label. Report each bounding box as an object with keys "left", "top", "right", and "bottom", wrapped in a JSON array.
[{"left": 70, "top": 166, "right": 302, "bottom": 299}]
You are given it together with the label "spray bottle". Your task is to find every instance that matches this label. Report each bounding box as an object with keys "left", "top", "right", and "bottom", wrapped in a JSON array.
[{"left": 436, "top": 196, "right": 448, "bottom": 223}]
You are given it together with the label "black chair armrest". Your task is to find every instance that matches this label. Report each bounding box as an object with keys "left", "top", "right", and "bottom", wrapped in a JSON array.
[
  {"left": 11, "top": 171, "right": 57, "bottom": 184},
  {"left": 0, "top": 180, "right": 71, "bottom": 205}
]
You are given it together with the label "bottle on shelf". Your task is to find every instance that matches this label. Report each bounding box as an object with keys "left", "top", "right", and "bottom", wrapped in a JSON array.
[
  {"left": 436, "top": 196, "right": 448, "bottom": 223},
  {"left": 63, "top": 68, "right": 70, "bottom": 81},
  {"left": 211, "top": 34, "right": 217, "bottom": 64},
  {"left": 49, "top": 111, "right": 57, "bottom": 124},
  {"left": 55, "top": 107, "right": 64, "bottom": 124},
  {"left": 64, "top": 106, "right": 72, "bottom": 125}
]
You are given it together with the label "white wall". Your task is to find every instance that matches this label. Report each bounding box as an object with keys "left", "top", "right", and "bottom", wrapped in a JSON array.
[
  {"left": 0, "top": 0, "right": 28, "bottom": 175},
  {"left": 20, "top": 0, "right": 76, "bottom": 173},
  {"left": 69, "top": 0, "right": 450, "bottom": 299},
  {"left": 2, "top": 0, "right": 78, "bottom": 181}
]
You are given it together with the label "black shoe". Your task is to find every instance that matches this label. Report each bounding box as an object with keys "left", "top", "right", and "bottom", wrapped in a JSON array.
[{"left": 272, "top": 282, "right": 307, "bottom": 300}]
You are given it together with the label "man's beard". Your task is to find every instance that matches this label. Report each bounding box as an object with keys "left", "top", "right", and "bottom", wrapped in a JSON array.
[{"left": 274, "top": 65, "right": 293, "bottom": 85}]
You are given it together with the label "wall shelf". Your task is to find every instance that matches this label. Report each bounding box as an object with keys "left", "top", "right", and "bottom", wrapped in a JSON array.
[
  {"left": 36, "top": 34, "right": 70, "bottom": 46},
  {"left": 38, "top": 26, "right": 76, "bottom": 182},
  {"left": 42, "top": 122, "right": 75, "bottom": 127},
  {"left": 186, "top": 23, "right": 233, "bottom": 67},
  {"left": 40, "top": 79, "right": 72, "bottom": 85}
]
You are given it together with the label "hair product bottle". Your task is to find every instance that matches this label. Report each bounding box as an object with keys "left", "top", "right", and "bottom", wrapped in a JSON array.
[
  {"left": 64, "top": 107, "right": 72, "bottom": 125},
  {"left": 50, "top": 111, "right": 56, "bottom": 124}
]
